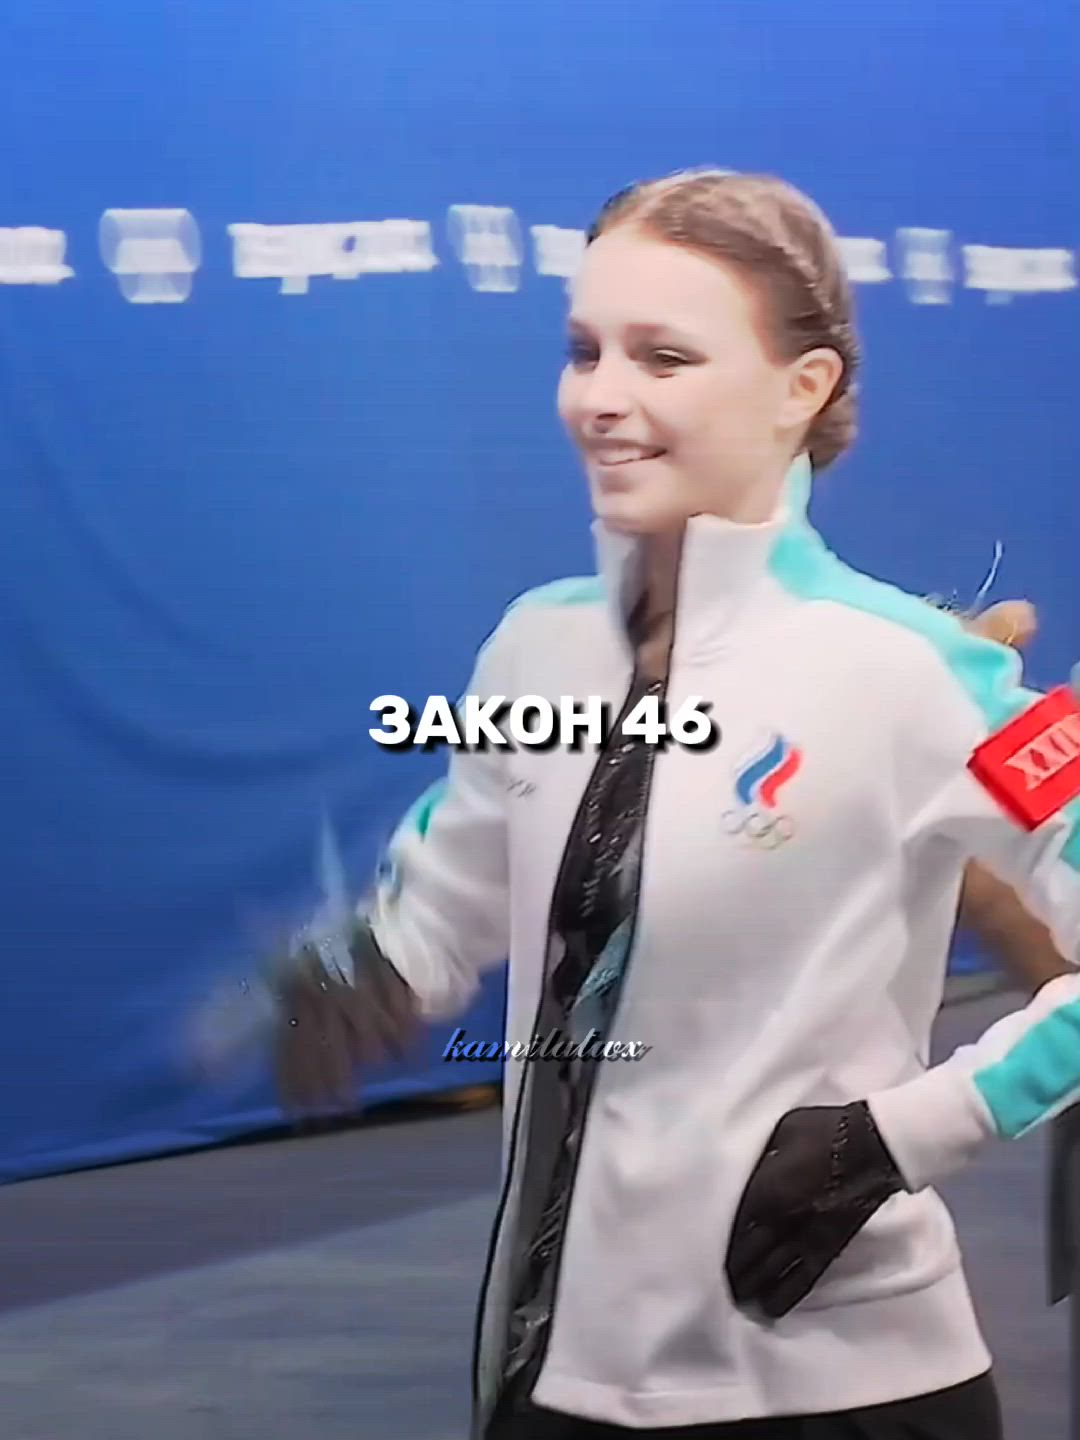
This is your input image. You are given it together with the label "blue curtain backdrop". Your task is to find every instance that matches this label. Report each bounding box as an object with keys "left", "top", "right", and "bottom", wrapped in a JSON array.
[{"left": 0, "top": 0, "right": 1076, "bottom": 1182}]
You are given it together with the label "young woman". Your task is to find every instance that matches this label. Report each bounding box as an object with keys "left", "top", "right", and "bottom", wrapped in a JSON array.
[{"left": 276, "top": 172, "right": 1080, "bottom": 1438}]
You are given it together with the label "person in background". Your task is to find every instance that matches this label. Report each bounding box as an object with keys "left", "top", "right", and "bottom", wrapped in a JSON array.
[{"left": 959, "top": 601, "right": 1073, "bottom": 996}]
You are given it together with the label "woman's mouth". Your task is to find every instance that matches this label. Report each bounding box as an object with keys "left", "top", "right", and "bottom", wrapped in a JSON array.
[{"left": 590, "top": 445, "right": 666, "bottom": 468}]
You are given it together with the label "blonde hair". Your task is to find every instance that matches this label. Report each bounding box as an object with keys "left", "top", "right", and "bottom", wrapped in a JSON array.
[{"left": 586, "top": 170, "right": 860, "bottom": 470}]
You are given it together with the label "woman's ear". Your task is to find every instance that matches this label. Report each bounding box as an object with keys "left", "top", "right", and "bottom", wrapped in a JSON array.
[
  {"left": 964, "top": 599, "right": 1038, "bottom": 649},
  {"left": 779, "top": 348, "right": 844, "bottom": 431}
]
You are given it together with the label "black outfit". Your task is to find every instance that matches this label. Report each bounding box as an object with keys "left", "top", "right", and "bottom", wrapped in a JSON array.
[
  {"left": 504, "top": 1372, "right": 1003, "bottom": 1439},
  {"left": 491, "top": 670, "right": 660, "bottom": 1434}
]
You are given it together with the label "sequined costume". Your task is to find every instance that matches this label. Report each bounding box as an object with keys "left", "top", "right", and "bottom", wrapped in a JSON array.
[{"left": 490, "top": 671, "right": 662, "bottom": 1432}]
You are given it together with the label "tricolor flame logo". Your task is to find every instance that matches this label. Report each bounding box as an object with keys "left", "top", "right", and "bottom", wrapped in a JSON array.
[{"left": 734, "top": 734, "right": 802, "bottom": 809}]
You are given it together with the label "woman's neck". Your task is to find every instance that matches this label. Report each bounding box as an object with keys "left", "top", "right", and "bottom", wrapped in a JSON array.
[
  {"left": 633, "top": 528, "right": 684, "bottom": 680},
  {"left": 642, "top": 528, "right": 683, "bottom": 621},
  {"left": 626, "top": 456, "right": 800, "bottom": 677}
]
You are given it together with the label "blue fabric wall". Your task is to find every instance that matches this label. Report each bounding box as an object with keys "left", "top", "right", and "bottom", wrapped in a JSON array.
[{"left": 0, "top": 0, "right": 1076, "bottom": 1182}]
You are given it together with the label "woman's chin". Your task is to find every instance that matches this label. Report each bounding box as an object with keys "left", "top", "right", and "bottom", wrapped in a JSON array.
[{"left": 592, "top": 493, "right": 667, "bottom": 536}]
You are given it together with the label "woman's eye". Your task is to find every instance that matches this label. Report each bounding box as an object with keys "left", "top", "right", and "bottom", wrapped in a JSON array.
[
  {"left": 566, "top": 341, "right": 597, "bottom": 367},
  {"left": 564, "top": 343, "right": 690, "bottom": 369}
]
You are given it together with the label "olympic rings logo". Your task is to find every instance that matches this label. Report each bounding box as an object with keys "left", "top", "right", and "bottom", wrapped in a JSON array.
[{"left": 720, "top": 807, "right": 796, "bottom": 850}]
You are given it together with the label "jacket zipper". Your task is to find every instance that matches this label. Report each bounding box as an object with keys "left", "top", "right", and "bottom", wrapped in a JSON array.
[
  {"left": 507, "top": 673, "right": 666, "bottom": 1412},
  {"left": 468, "top": 662, "right": 637, "bottom": 1419},
  {"left": 471, "top": 585, "right": 682, "bottom": 1429}
]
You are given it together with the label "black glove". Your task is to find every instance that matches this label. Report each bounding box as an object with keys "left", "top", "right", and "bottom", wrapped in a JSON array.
[
  {"left": 725, "top": 1100, "right": 904, "bottom": 1320},
  {"left": 273, "top": 919, "right": 419, "bottom": 1116}
]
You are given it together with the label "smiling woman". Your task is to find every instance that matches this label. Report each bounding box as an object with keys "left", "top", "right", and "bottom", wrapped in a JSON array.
[
  {"left": 558, "top": 172, "right": 855, "bottom": 539},
  {"left": 270, "top": 170, "right": 1080, "bottom": 1440}
]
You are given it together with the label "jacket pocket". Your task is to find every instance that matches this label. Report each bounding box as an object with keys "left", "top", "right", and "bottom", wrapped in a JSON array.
[{"left": 793, "top": 1184, "right": 961, "bottom": 1311}]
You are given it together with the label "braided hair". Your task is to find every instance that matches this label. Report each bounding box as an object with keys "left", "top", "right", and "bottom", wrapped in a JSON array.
[{"left": 586, "top": 170, "right": 860, "bottom": 470}]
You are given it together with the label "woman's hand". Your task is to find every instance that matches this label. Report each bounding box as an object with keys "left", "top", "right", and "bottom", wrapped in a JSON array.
[
  {"left": 725, "top": 1101, "right": 903, "bottom": 1319},
  {"left": 273, "top": 926, "right": 420, "bottom": 1116},
  {"left": 965, "top": 599, "right": 1038, "bottom": 649}
]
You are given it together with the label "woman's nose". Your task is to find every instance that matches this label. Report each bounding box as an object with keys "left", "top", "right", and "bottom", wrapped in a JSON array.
[{"left": 577, "top": 357, "right": 634, "bottom": 422}]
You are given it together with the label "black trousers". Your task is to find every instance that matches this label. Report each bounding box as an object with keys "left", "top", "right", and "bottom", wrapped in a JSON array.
[{"left": 498, "top": 1372, "right": 1003, "bottom": 1440}]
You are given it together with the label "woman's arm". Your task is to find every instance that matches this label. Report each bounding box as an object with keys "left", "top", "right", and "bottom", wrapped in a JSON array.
[
  {"left": 958, "top": 859, "right": 1072, "bottom": 995},
  {"left": 364, "top": 617, "right": 515, "bottom": 1021},
  {"left": 728, "top": 620, "right": 1080, "bottom": 1318},
  {"left": 275, "top": 605, "right": 519, "bottom": 1110}
]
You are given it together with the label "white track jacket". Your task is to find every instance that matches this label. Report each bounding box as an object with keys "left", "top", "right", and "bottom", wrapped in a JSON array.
[{"left": 368, "top": 456, "right": 1080, "bottom": 1432}]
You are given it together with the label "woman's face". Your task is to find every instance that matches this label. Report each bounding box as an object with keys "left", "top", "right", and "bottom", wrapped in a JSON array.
[{"left": 557, "top": 226, "right": 835, "bottom": 534}]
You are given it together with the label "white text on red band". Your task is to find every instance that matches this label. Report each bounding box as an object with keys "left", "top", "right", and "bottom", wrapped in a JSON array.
[{"left": 1005, "top": 715, "right": 1080, "bottom": 791}]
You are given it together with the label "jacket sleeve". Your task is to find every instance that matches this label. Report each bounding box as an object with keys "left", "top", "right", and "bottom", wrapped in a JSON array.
[
  {"left": 363, "top": 607, "right": 517, "bottom": 1021},
  {"left": 867, "top": 636, "right": 1080, "bottom": 1193}
]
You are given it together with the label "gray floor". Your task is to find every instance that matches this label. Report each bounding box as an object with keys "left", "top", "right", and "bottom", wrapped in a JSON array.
[{"left": 0, "top": 992, "right": 1071, "bottom": 1439}]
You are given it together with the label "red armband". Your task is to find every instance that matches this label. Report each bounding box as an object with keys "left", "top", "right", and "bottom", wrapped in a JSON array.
[{"left": 969, "top": 687, "right": 1080, "bottom": 830}]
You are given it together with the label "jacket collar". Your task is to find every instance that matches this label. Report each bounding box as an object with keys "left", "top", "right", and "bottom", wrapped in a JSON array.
[{"left": 591, "top": 452, "right": 812, "bottom": 666}]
